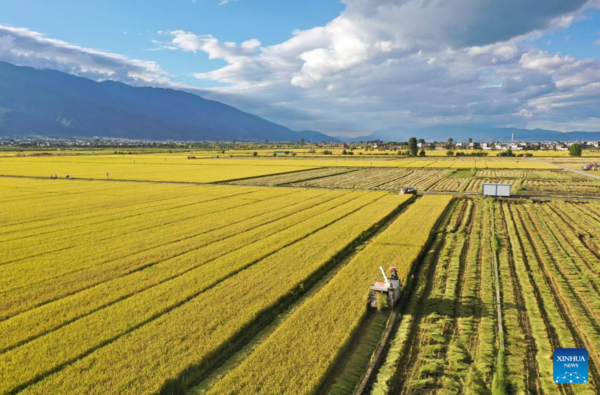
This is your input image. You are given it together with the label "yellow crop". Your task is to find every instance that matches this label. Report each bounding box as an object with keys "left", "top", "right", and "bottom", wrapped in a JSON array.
[
  {"left": 0, "top": 176, "right": 408, "bottom": 395},
  {"left": 0, "top": 154, "right": 560, "bottom": 183},
  {"left": 206, "top": 195, "right": 452, "bottom": 395}
]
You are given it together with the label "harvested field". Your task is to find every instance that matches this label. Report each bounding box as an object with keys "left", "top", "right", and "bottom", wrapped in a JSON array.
[
  {"left": 223, "top": 167, "right": 355, "bottom": 186},
  {"left": 429, "top": 177, "right": 521, "bottom": 193},
  {"left": 291, "top": 168, "right": 451, "bottom": 190},
  {"left": 521, "top": 180, "right": 600, "bottom": 196},
  {"left": 373, "top": 198, "right": 600, "bottom": 395}
]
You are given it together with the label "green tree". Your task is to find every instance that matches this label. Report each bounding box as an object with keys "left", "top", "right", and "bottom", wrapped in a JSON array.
[
  {"left": 300, "top": 138, "right": 305, "bottom": 145},
  {"left": 447, "top": 137, "right": 454, "bottom": 148},
  {"left": 569, "top": 143, "right": 582, "bottom": 157},
  {"left": 408, "top": 137, "right": 418, "bottom": 156},
  {"left": 419, "top": 149, "right": 426, "bottom": 157}
]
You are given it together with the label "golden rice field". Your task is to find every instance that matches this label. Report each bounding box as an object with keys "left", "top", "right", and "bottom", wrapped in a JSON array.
[
  {"left": 0, "top": 176, "right": 455, "bottom": 395},
  {"left": 2, "top": 152, "right": 599, "bottom": 395},
  {"left": 207, "top": 196, "right": 451, "bottom": 395},
  {"left": 4, "top": 147, "right": 600, "bottom": 158},
  {"left": 0, "top": 155, "right": 558, "bottom": 183}
]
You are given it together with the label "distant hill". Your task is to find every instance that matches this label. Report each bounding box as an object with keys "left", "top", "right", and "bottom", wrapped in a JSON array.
[
  {"left": 0, "top": 61, "right": 338, "bottom": 142},
  {"left": 348, "top": 125, "right": 600, "bottom": 143}
]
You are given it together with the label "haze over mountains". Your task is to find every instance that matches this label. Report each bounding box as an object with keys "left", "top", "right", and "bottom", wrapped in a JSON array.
[
  {"left": 0, "top": 62, "right": 338, "bottom": 142},
  {"left": 353, "top": 125, "right": 600, "bottom": 143},
  {"left": 0, "top": 61, "right": 599, "bottom": 143}
]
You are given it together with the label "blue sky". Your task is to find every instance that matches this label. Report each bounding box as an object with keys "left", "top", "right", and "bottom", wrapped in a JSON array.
[
  {"left": 1, "top": 0, "right": 344, "bottom": 86},
  {"left": 1, "top": 0, "right": 600, "bottom": 136}
]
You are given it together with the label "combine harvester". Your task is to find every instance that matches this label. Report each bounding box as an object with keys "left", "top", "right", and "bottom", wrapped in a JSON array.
[
  {"left": 582, "top": 163, "right": 600, "bottom": 171},
  {"left": 368, "top": 266, "right": 402, "bottom": 310}
]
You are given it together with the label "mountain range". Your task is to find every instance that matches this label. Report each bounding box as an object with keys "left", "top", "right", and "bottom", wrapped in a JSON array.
[
  {"left": 0, "top": 61, "right": 338, "bottom": 142},
  {"left": 350, "top": 125, "right": 600, "bottom": 143},
  {"left": 1, "top": 61, "right": 598, "bottom": 143}
]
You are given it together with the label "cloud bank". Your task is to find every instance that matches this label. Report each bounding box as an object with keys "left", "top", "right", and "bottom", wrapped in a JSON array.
[
  {"left": 0, "top": 25, "right": 169, "bottom": 85},
  {"left": 1, "top": 0, "right": 600, "bottom": 135},
  {"left": 166, "top": 0, "right": 600, "bottom": 134}
]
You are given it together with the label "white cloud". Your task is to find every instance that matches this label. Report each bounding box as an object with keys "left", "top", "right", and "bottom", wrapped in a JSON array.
[
  {"left": 165, "top": 0, "right": 600, "bottom": 133},
  {"left": 0, "top": 25, "right": 169, "bottom": 85}
]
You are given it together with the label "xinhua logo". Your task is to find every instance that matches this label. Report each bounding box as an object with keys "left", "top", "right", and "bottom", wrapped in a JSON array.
[{"left": 554, "top": 348, "right": 589, "bottom": 384}]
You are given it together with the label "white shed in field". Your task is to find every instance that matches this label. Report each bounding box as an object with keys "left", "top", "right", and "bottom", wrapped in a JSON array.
[{"left": 482, "top": 183, "right": 511, "bottom": 197}]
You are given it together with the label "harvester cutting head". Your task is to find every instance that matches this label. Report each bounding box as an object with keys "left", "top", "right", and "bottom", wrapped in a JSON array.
[{"left": 368, "top": 266, "right": 402, "bottom": 310}]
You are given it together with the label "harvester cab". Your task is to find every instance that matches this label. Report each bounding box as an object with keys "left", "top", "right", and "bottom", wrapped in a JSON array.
[{"left": 368, "top": 266, "right": 402, "bottom": 310}]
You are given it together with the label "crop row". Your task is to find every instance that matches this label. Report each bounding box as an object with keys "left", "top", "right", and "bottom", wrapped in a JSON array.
[
  {"left": 373, "top": 197, "right": 600, "bottom": 394},
  {"left": 291, "top": 168, "right": 451, "bottom": 191},
  {"left": 1, "top": 190, "right": 388, "bottom": 394},
  {"left": 0, "top": 187, "right": 307, "bottom": 297},
  {"left": 429, "top": 177, "right": 520, "bottom": 193},
  {"left": 206, "top": 195, "right": 452, "bottom": 395},
  {"left": 224, "top": 167, "right": 355, "bottom": 186},
  {"left": 4, "top": 187, "right": 405, "bottom": 395},
  {"left": 475, "top": 169, "right": 582, "bottom": 180},
  {"left": 520, "top": 180, "right": 600, "bottom": 196},
  {"left": 0, "top": 158, "right": 319, "bottom": 183},
  {"left": 501, "top": 200, "right": 600, "bottom": 394},
  {"left": 0, "top": 186, "right": 288, "bottom": 264},
  {"left": 0, "top": 190, "right": 362, "bottom": 353}
]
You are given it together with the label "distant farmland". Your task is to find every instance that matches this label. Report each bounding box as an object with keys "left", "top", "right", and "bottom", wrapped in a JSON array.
[{"left": 1, "top": 153, "right": 599, "bottom": 395}]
